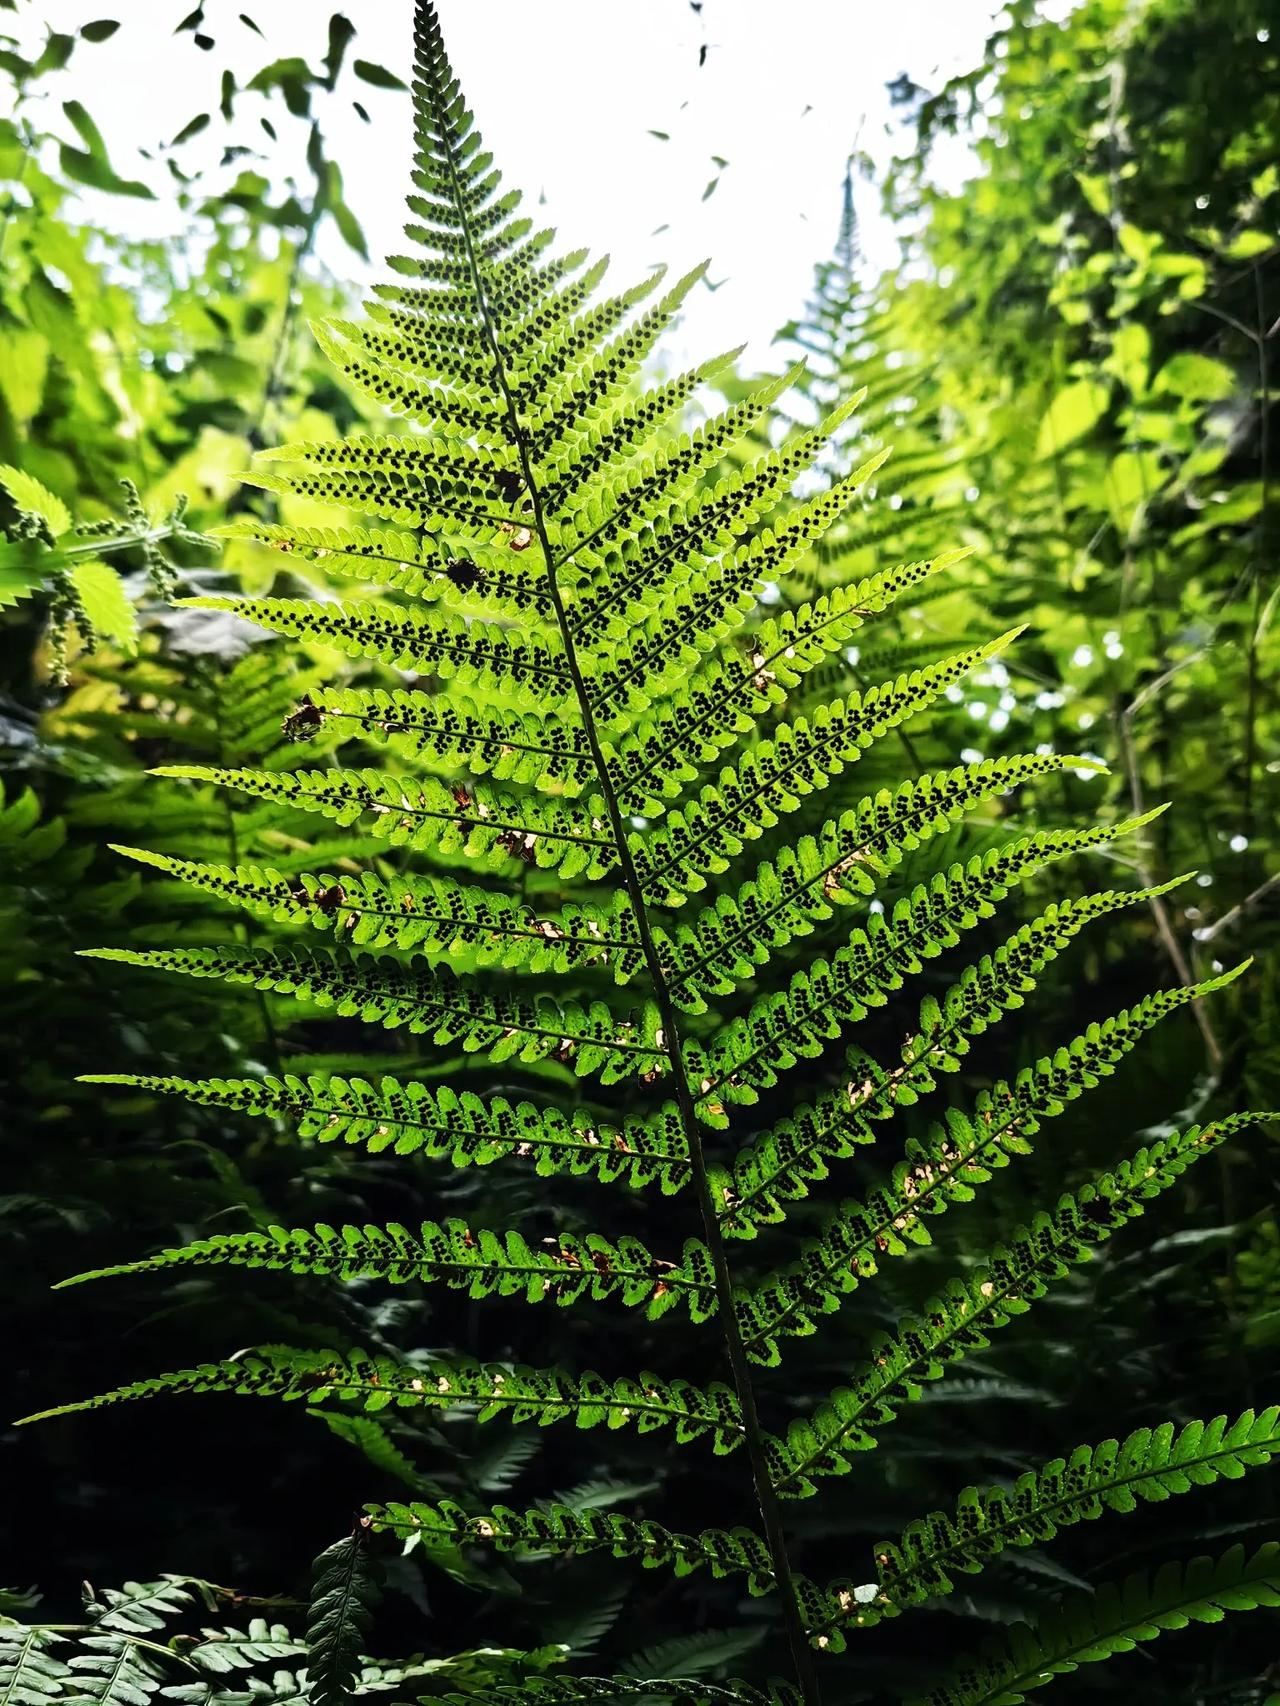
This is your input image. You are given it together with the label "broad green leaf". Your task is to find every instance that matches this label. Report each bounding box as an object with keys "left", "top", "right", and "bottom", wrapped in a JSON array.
[
  {"left": 1035, "top": 380, "right": 1109, "bottom": 458},
  {"left": 0, "top": 464, "right": 71, "bottom": 536},
  {"left": 70, "top": 558, "right": 138, "bottom": 651},
  {"left": 1155, "top": 352, "right": 1236, "bottom": 402}
]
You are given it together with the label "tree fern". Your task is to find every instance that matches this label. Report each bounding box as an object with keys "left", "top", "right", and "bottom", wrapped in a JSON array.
[{"left": 27, "top": 6, "right": 1277, "bottom": 1702}]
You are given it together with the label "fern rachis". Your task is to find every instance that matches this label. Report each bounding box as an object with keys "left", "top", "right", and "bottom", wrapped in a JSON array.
[{"left": 21, "top": 6, "right": 1278, "bottom": 1704}]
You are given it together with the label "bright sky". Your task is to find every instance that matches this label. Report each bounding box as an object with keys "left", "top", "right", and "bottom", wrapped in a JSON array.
[{"left": 8, "top": 0, "right": 998, "bottom": 365}]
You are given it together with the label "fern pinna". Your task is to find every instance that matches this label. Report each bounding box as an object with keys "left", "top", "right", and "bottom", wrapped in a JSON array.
[{"left": 24, "top": 6, "right": 1278, "bottom": 1703}]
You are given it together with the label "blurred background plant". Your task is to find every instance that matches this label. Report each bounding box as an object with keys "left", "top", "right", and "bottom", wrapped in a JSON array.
[{"left": 1, "top": 0, "right": 1276, "bottom": 1701}]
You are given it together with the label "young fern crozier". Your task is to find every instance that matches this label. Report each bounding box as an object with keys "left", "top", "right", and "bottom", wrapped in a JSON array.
[{"left": 27, "top": 6, "right": 1278, "bottom": 1703}]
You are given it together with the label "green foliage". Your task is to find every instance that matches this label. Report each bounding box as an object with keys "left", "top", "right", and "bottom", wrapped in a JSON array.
[
  {"left": 305, "top": 1532, "right": 381, "bottom": 1706},
  {"left": 19, "top": 7, "right": 1276, "bottom": 1705},
  {"left": 915, "top": 1543, "right": 1280, "bottom": 1704}
]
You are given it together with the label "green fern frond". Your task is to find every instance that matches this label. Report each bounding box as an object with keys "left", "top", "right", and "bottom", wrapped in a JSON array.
[
  {"left": 151, "top": 762, "right": 616, "bottom": 877},
  {"left": 767, "top": 1111, "right": 1274, "bottom": 1473},
  {"left": 717, "top": 876, "right": 1189, "bottom": 1235},
  {"left": 78, "top": 1072, "right": 690, "bottom": 1191},
  {"left": 297, "top": 685, "right": 597, "bottom": 793},
  {"left": 731, "top": 956, "right": 1232, "bottom": 1351},
  {"left": 630, "top": 632, "right": 1029, "bottom": 906},
  {"left": 909, "top": 1543, "right": 1280, "bottom": 1704},
  {"left": 419, "top": 1680, "right": 797, "bottom": 1705},
  {"left": 55, "top": 1218, "right": 718, "bottom": 1323},
  {"left": 691, "top": 819, "right": 1152, "bottom": 1113},
  {"left": 660, "top": 754, "right": 1097, "bottom": 1015},
  {"left": 110, "top": 847, "right": 644, "bottom": 981},
  {"left": 49, "top": 5, "right": 1279, "bottom": 1700},
  {"left": 0, "top": 1626, "right": 72, "bottom": 1706},
  {"left": 184, "top": 1623, "right": 307, "bottom": 1675},
  {"left": 177, "top": 595, "right": 574, "bottom": 708},
  {"left": 20, "top": 1345, "right": 742, "bottom": 1454},
  {"left": 82, "top": 943, "right": 666, "bottom": 1082},
  {"left": 837, "top": 1407, "right": 1280, "bottom": 1629},
  {"left": 305, "top": 1532, "right": 380, "bottom": 1706},
  {"left": 586, "top": 457, "right": 903, "bottom": 719},
  {"left": 210, "top": 518, "right": 555, "bottom": 620},
  {"left": 367, "top": 1498, "right": 780, "bottom": 1596}
]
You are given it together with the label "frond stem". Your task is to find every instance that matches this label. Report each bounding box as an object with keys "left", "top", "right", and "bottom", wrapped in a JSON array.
[{"left": 429, "top": 99, "right": 823, "bottom": 1706}]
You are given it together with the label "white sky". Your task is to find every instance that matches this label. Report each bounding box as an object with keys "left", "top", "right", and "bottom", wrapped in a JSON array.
[{"left": 7, "top": 0, "right": 999, "bottom": 365}]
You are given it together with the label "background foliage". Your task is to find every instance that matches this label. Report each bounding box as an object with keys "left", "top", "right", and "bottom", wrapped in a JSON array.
[{"left": 1, "top": 0, "right": 1276, "bottom": 1701}]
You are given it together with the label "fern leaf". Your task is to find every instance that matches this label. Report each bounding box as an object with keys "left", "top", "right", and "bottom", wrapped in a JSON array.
[
  {"left": 719, "top": 882, "right": 1200, "bottom": 1237},
  {"left": 63, "top": 1638, "right": 163, "bottom": 1706},
  {"left": 834, "top": 1407, "right": 1280, "bottom": 1630},
  {"left": 608, "top": 549, "right": 970, "bottom": 814},
  {"left": 305, "top": 1531, "right": 380, "bottom": 1706},
  {"left": 85, "top": 1580, "right": 193, "bottom": 1634},
  {"left": 186, "top": 1624, "right": 307, "bottom": 1676},
  {"left": 367, "top": 1498, "right": 780, "bottom": 1595},
  {"left": 151, "top": 764, "right": 616, "bottom": 879},
  {"left": 418, "top": 1680, "right": 797, "bottom": 1705},
  {"left": 111, "top": 847, "right": 644, "bottom": 981},
  {"left": 588, "top": 460, "right": 906, "bottom": 719},
  {"left": 211, "top": 518, "right": 554, "bottom": 620},
  {"left": 629, "top": 631, "right": 1030, "bottom": 904},
  {"left": 54, "top": 1219, "right": 718, "bottom": 1323},
  {"left": 82, "top": 943, "right": 667, "bottom": 1083},
  {"left": 79, "top": 1073, "right": 691, "bottom": 1192},
  {"left": 176, "top": 596, "right": 574, "bottom": 708},
  {"left": 692, "top": 821, "right": 1150, "bottom": 1112},
  {"left": 908, "top": 1543, "right": 1280, "bottom": 1703},
  {"left": 298, "top": 685, "right": 597, "bottom": 794},
  {"left": 733, "top": 956, "right": 1232, "bottom": 1360},
  {"left": 0, "top": 1628, "right": 72, "bottom": 1706},
  {"left": 661, "top": 754, "right": 1093, "bottom": 1014},
  {"left": 767, "top": 1111, "right": 1275, "bottom": 1477},
  {"left": 21, "top": 1345, "right": 743, "bottom": 1454}
]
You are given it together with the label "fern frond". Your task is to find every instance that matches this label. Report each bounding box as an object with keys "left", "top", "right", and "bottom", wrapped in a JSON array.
[
  {"left": 176, "top": 596, "right": 574, "bottom": 709},
  {"left": 767, "top": 1110, "right": 1274, "bottom": 1475},
  {"left": 86, "top": 1580, "right": 194, "bottom": 1634},
  {"left": 152, "top": 764, "right": 615, "bottom": 879},
  {"left": 417, "top": 1678, "right": 797, "bottom": 1705},
  {"left": 718, "top": 878, "right": 1196, "bottom": 1236},
  {"left": 111, "top": 847, "right": 644, "bottom": 981},
  {"left": 82, "top": 944, "right": 666, "bottom": 1083},
  {"left": 910, "top": 1543, "right": 1280, "bottom": 1704},
  {"left": 660, "top": 754, "right": 1093, "bottom": 1014},
  {"left": 21, "top": 1345, "right": 743, "bottom": 1454},
  {"left": 0, "top": 1626, "right": 72, "bottom": 1706},
  {"left": 306, "top": 1532, "right": 380, "bottom": 1706},
  {"left": 732, "top": 953, "right": 1228, "bottom": 1358},
  {"left": 61, "top": 1637, "right": 165, "bottom": 1706},
  {"left": 78, "top": 1072, "right": 691, "bottom": 1193},
  {"left": 56, "top": 1219, "right": 718, "bottom": 1323},
  {"left": 607, "top": 546, "right": 967, "bottom": 813},
  {"left": 830, "top": 1407, "right": 1280, "bottom": 1632},
  {"left": 630, "top": 631, "right": 1031, "bottom": 904},
  {"left": 564, "top": 398, "right": 864, "bottom": 648},
  {"left": 692, "top": 820, "right": 1150, "bottom": 1112},
  {"left": 299, "top": 685, "right": 596, "bottom": 794},
  {"left": 211, "top": 518, "right": 555, "bottom": 620},
  {"left": 367, "top": 1497, "right": 779, "bottom": 1595},
  {"left": 584, "top": 459, "right": 900, "bottom": 718},
  {"left": 184, "top": 1623, "right": 307, "bottom": 1675}
]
